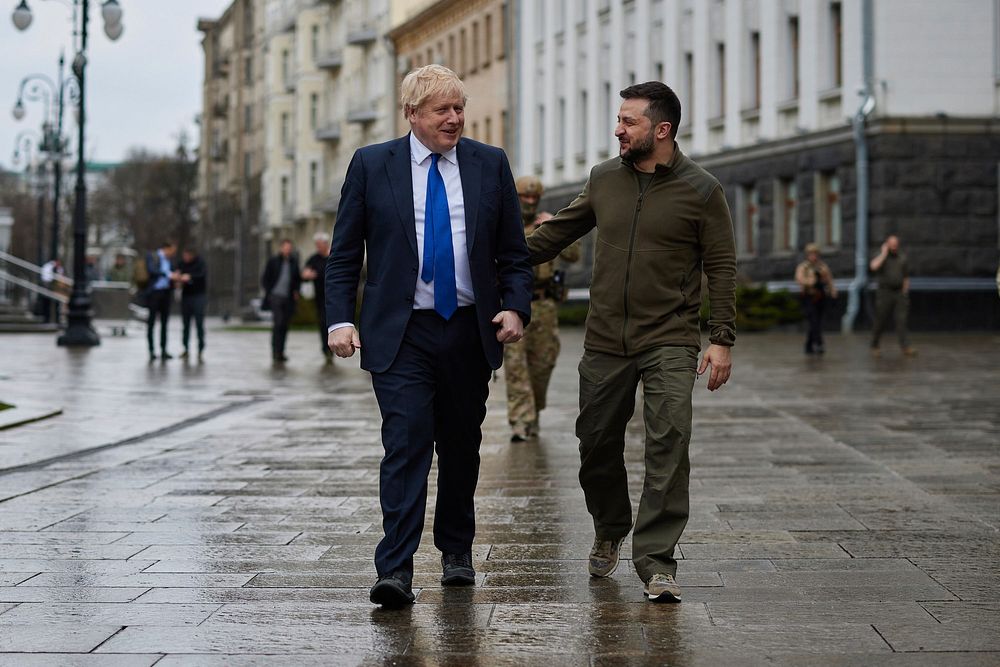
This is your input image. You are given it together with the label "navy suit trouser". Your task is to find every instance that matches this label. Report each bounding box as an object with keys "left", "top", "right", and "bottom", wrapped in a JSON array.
[{"left": 369, "top": 305, "right": 491, "bottom": 579}]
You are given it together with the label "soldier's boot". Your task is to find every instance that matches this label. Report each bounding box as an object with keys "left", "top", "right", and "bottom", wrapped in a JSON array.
[{"left": 510, "top": 421, "right": 531, "bottom": 443}]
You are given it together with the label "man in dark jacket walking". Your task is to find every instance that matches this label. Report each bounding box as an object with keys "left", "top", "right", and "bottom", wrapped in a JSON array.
[
  {"left": 177, "top": 247, "right": 208, "bottom": 361},
  {"left": 261, "top": 239, "right": 301, "bottom": 363},
  {"left": 145, "top": 240, "right": 177, "bottom": 362},
  {"left": 527, "top": 82, "right": 737, "bottom": 604}
]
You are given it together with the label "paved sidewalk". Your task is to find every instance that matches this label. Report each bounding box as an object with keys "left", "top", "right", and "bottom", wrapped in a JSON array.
[{"left": 0, "top": 322, "right": 998, "bottom": 664}]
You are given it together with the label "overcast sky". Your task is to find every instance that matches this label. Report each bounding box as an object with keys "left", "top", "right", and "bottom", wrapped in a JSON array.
[{"left": 0, "top": 0, "right": 233, "bottom": 171}]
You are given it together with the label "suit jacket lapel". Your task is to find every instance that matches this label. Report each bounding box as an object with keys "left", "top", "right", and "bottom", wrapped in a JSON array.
[
  {"left": 387, "top": 135, "right": 418, "bottom": 258},
  {"left": 457, "top": 139, "right": 481, "bottom": 256}
]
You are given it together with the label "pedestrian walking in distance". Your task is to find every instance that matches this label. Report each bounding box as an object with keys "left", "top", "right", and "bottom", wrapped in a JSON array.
[
  {"left": 144, "top": 240, "right": 177, "bottom": 362},
  {"left": 301, "top": 231, "right": 333, "bottom": 364},
  {"left": 504, "top": 175, "right": 580, "bottom": 442},
  {"left": 261, "top": 239, "right": 301, "bottom": 363},
  {"left": 325, "top": 64, "right": 532, "bottom": 608},
  {"left": 177, "top": 246, "right": 208, "bottom": 362},
  {"left": 527, "top": 81, "right": 737, "bottom": 604},
  {"left": 870, "top": 234, "right": 917, "bottom": 358},
  {"left": 795, "top": 243, "right": 837, "bottom": 355}
]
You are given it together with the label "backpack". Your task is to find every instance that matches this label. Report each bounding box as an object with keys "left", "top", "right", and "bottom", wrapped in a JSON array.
[{"left": 133, "top": 255, "right": 149, "bottom": 289}]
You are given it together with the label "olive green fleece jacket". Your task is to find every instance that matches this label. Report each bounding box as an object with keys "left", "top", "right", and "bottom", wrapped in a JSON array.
[{"left": 527, "top": 147, "right": 737, "bottom": 356}]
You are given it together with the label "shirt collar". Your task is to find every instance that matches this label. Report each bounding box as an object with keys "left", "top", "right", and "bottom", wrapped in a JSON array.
[{"left": 409, "top": 132, "right": 458, "bottom": 167}]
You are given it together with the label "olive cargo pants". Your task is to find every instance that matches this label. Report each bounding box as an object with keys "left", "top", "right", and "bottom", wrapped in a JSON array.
[
  {"left": 576, "top": 345, "right": 698, "bottom": 580},
  {"left": 871, "top": 288, "right": 911, "bottom": 349}
]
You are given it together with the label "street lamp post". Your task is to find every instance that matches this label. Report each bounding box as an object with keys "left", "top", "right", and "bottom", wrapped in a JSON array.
[
  {"left": 12, "top": 56, "right": 77, "bottom": 272},
  {"left": 12, "top": 131, "right": 45, "bottom": 267},
  {"left": 11, "top": 0, "right": 124, "bottom": 347}
]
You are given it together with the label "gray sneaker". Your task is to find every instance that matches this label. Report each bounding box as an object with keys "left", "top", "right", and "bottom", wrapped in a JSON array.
[
  {"left": 644, "top": 573, "right": 681, "bottom": 602},
  {"left": 588, "top": 536, "right": 626, "bottom": 577}
]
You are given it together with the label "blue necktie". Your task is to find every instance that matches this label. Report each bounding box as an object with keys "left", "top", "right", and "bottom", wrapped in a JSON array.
[{"left": 421, "top": 153, "right": 457, "bottom": 319}]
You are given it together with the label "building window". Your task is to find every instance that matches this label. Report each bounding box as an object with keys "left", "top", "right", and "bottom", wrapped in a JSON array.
[
  {"left": 244, "top": 153, "right": 252, "bottom": 180},
  {"left": 749, "top": 31, "right": 761, "bottom": 109},
  {"left": 471, "top": 21, "right": 480, "bottom": 73},
  {"left": 244, "top": 56, "right": 253, "bottom": 85},
  {"left": 485, "top": 116, "right": 492, "bottom": 144},
  {"left": 281, "top": 49, "right": 290, "bottom": 88},
  {"left": 715, "top": 43, "right": 726, "bottom": 119},
  {"left": 448, "top": 34, "right": 455, "bottom": 68},
  {"left": 281, "top": 175, "right": 289, "bottom": 208},
  {"left": 243, "top": 104, "right": 252, "bottom": 133},
  {"left": 579, "top": 90, "right": 588, "bottom": 159},
  {"left": 655, "top": 61, "right": 664, "bottom": 82},
  {"left": 814, "top": 172, "right": 842, "bottom": 247},
  {"left": 310, "top": 161, "right": 318, "bottom": 196},
  {"left": 773, "top": 178, "right": 798, "bottom": 252},
  {"left": 787, "top": 16, "right": 800, "bottom": 99},
  {"left": 830, "top": 2, "right": 843, "bottom": 87},
  {"left": 460, "top": 28, "right": 468, "bottom": 75},
  {"left": 311, "top": 24, "right": 319, "bottom": 62},
  {"left": 683, "top": 52, "right": 694, "bottom": 128},
  {"left": 556, "top": 97, "right": 566, "bottom": 162},
  {"left": 281, "top": 112, "right": 290, "bottom": 148},
  {"left": 498, "top": 2, "right": 507, "bottom": 59},
  {"left": 537, "top": 104, "right": 545, "bottom": 166},
  {"left": 602, "top": 82, "right": 612, "bottom": 155},
  {"left": 310, "top": 93, "right": 319, "bottom": 130},
  {"left": 472, "top": 121, "right": 479, "bottom": 140},
  {"left": 485, "top": 13, "right": 493, "bottom": 63},
  {"left": 735, "top": 184, "right": 759, "bottom": 256}
]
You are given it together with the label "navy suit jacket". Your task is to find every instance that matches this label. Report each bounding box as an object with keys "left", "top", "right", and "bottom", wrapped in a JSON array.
[{"left": 325, "top": 134, "right": 533, "bottom": 373}]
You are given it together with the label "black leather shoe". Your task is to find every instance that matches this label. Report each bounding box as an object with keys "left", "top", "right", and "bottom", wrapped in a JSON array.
[
  {"left": 369, "top": 573, "right": 414, "bottom": 608},
  {"left": 441, "top": 552, "right": 475, "bottom": 586}
]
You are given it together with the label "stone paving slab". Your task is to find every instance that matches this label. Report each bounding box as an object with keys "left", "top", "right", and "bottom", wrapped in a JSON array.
[{"left": 0, "top": 327, "right": 998, "bottom": 662}]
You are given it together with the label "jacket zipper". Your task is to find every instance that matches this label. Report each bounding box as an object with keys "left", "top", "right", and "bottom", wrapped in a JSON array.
[{"left": 621, "top": 172, "right": 655, "bottom": 356}]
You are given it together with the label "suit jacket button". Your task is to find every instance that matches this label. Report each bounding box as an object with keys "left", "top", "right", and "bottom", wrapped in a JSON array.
[{"left": 405, "top": 296, "right": 413, "bottom": 303}]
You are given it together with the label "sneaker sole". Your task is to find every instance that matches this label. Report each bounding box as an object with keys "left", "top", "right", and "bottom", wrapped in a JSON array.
[
  {"left": 441, "top": 572, "right": 475, "bottom": 586},
  {"left": 588, "top": 556, "right": 621, "bottom": 578},
  {"left": 644, "top": 588, "right": 682, "bottom": 603},
  {"left": 369, "top": 582, "right": 414, "bottom": 608}
]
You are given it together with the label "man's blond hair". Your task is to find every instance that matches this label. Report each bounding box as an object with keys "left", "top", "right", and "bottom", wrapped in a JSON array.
[{"left": 400, "top": 64, "right": 467, "bottom": 117}]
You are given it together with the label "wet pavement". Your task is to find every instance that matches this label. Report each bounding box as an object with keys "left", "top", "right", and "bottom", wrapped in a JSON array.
[{"left": 0, "top": 319, "right": 998, "bottom": 664}]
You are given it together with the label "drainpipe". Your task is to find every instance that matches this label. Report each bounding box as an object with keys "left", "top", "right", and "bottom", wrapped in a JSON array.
[{"left": 841, "top": 0, "right": 875, "bottom": 333}]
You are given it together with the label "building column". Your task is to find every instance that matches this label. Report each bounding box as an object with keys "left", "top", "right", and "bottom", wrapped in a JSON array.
[
  {"left": 759, "top": 0, "right": 781, "bottom": 140},
  {"left": 585, "top": 0, "right": 602, "bottom": 167},
  {"left": 563, "top": 0, "right": 580, "bottom": 182},
  {"left": 634, "top": 0, "right": 650, "bottom": 84},
  {"left": 518, "top": 1, "right": 537, "bottom": 176},
  {"left": 799, "top": 0, "right": 820, "bottom": 130},
  {"left": 692, "top": 0, "right": 711, "bottom": 154},
  {"left": 541, "top": 0, "right": 557, "bottom": 184},
  {"left": 724, "top": 0, "right": 743, "bottom": 148}
]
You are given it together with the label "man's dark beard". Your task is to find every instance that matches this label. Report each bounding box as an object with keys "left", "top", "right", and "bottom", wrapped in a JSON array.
[{"left": 621, "top": 128, "right": 656, "bottom": 163}]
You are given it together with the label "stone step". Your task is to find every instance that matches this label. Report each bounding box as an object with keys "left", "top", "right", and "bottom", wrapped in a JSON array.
[{"left": 0, "top": 321, "right": 59, "bottom": 333}]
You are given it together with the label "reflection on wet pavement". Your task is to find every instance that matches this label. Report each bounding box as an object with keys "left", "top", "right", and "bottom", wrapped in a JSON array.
[{"left": 0, "top": 323, "right": 998, "bottom": 662}]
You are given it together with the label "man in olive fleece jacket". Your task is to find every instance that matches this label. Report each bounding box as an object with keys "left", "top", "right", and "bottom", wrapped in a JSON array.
[{"left": 527, "top": 82, "right": 736, "bottom": 603}]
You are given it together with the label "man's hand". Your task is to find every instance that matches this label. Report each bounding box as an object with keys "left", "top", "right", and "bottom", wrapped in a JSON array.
[
  {"left": 492, "top": 310, "right": 524, "bottom": 344},
  {"left": 301, "top": 267, "right": 317, "bottom": 280},
  {"left": 533, "top": 211, "right": 553, "bottom": 228},
  {"left": 328, "top": 326, "right": 361, "bottom": 358},
  {"left": 697, "top": 344, "right": 732, "bottom": 392}
]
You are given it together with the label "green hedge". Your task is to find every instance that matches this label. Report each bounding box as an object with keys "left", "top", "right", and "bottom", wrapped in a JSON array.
[{"left": 557, "top": 285, "right": 801, "bottom": 332}]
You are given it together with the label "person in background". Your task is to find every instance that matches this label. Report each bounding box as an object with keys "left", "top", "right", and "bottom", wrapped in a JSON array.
[
  {"left": 145, "top": 240, "right": 176, "bottom": 362},
  {"left": 261, "top": 239, "right": 301, "bottom": 363},
  {"left": 795, "top": 243, "right": 837, "bottom": 355},
  {"left": 301, "top": 231, "right": 333, "bottom": 364},
  {"left": 177, "top": 246, "right": 208, "bottom": 362},
  {"left": 870, "top": 234, "right": 916, "bottom": 357},
  {"left": 106, "top": 254, "right": 130, "bottom": 282},
  {"left": 504, "top": 175, "right": 581, "bottom": 442}
]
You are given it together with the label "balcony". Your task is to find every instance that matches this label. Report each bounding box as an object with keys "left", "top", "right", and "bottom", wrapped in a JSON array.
[
  {"left": 346, "top": 104, "right": 378, "bottom": 124},
  {"left": 211, "top": 101, "right": 228, "bottom": 118},
  {"left": 210, "top": 141, "right": 228, "bottom": 162},
  {"left": 347, "top": 24, "right": 377, "bottom": 46},
  {"left": 316, "top": 50, "right": 343, "bottom": 70},
  {"left": 315, "top": 124, "right": 342, "bottom": 142}
]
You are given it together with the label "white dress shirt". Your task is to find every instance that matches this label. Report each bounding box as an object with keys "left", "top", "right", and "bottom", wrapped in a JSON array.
[
  {"left": 409, "top": 132, "right": 474, "bottom": 311},
  {"left": 329, "top": 132, "right": 474, "bottom": 333}
]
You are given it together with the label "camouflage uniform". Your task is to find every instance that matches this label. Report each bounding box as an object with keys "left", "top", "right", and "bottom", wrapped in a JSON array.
[{"left": 504, "top": 176, "right": 581, "bottom": 440}]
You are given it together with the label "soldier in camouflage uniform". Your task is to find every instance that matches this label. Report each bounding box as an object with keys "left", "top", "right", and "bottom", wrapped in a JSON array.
[{"left": 504, "top": 176, "right": 582, "bottom": 442}]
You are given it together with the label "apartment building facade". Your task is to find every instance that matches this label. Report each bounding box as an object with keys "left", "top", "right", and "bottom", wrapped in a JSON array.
[
  {"left": 388, "top": 0, "right": 512, "bottom": 152},
  {"left": 197, "top": 0, "right": 266, "bottom": 317},
  {"left": 517, "top": 0, "right": 1000, "bottom": 328}
]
